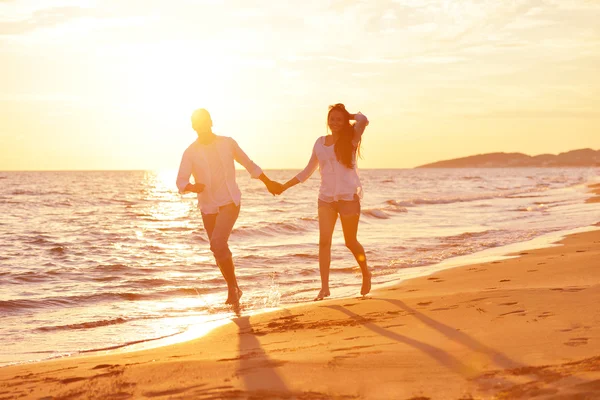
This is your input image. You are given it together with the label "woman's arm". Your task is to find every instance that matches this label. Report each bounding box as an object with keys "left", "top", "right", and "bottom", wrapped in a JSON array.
[
  {"left": 282, "top": 177, "right": 300, "bottom": 192},
  {"left": 351, "top": 112, "right": 369, "bottom": 146},
  {"left": 282, "top": 145, "right": 318, "bottom": 192}
]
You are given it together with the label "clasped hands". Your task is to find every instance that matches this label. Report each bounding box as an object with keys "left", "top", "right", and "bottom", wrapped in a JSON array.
[
  {"left": 187, "top": 181, "right": 285, "bottom": 196},
  {"left": 266, "top": 180, "right": 285, "bottom": 196}
]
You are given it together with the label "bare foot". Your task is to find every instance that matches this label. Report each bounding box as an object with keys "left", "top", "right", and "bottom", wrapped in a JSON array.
[
  {"left": 314, "top": 288, "right": 330, "bottom": 301},
  {"left": 225, "top": 287, "right": 242, "bottom": 305},
  {"left": 361, "top": 271, "right": 372, "bottom": 296}
]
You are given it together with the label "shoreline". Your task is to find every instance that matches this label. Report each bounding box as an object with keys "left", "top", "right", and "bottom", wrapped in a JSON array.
[
  {"left": 5, "top": 224, "right": 597, "bottom": 370},
  {"left": 3, "top": 184, "right": 599, "bottom": 370},
  {"left": 2, "top": 228, "right": 598, "bottom": 399},
  {"left": 1, "top": 185, "right": 598, "bottom": 398}
]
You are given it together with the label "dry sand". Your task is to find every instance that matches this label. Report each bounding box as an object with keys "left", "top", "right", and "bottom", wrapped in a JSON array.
[{"left": 1, "top": 187, "right": 599, "bottom": 400}]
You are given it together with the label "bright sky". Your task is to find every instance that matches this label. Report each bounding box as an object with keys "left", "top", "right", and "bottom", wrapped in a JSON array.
[{"left": 1, "top": 0, "right": 599, "bottom": 170}]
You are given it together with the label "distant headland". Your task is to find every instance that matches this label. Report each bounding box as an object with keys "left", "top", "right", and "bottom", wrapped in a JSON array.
[{"left": 416, "top": 148, "right": 600, "bottom": 168}]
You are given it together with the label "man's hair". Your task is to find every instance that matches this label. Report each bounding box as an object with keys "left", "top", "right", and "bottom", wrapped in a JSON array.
[{"left": 191, "top": 108, "right": 212, "bottom": 131}]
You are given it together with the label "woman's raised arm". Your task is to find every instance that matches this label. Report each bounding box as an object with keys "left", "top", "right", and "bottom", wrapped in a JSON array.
[{"left": 351, "top": 112, "right": 369, "bottom": 147}]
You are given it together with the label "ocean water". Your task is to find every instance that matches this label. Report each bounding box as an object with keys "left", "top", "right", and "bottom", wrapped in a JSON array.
[{"left": 1, "top": 168, "right": 599, "bottom": 366}]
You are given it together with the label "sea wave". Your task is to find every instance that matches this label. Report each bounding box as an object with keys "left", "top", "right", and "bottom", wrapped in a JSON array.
[
  {"left": 362, "top": 209, "right": 391, "bottom": 219},
  {"left": 361, "top": 200, "right": 409, "bottom": 219},
  {"left": 49, "top": 246, "right": 67, "bottom": 255},
  {"left": 514, "top": 204, "right": 550, "bottom": 212},
  {"left": 0, "top": 288, "right": 213, "bottom": 314},
  {"left": 11, "top": 190, "right": 72, "bottom": 196},
  {"left": 233, "top": 219, "right": 316, "bottom": 237},
  {"left": 387, "top": 188, "right": 549, "bottom": 207},
  {"left": 442, "top": 230, "right": 500, "bottom": 242},
  {"left": 93, "top": 263, "right": 133, "bottom": 273},
  {"left": 36, "top": 317, "right": 133, "bottom": 332},
  {"left": 10, "top": 271, "right": 65, "bottom": 283}
]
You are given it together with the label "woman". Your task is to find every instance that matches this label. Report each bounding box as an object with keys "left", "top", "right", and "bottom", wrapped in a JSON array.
[
  {"left": 176, "top": 108, "right": 281, "bottom": 306},
  {"left": 279, "top": 103, "right": 371, "bottom": 300}
]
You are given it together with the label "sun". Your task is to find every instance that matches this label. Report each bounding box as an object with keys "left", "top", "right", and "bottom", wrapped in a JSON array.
[{"left": 111, "top": 42, "right": 238, "bottom": 127}]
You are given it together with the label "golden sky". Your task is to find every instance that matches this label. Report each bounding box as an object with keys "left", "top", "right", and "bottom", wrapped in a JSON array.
[{"left": 1, "top": 0, "right": 599, "bottom": 170}]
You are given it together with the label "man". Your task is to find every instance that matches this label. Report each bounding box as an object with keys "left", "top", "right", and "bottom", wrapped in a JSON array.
[{"left": 176, "top": 108, "right": 281, "bottom": 306}]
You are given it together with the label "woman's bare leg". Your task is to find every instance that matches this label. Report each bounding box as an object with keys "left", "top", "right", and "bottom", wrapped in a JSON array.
[
  {"left": 340, "top": 213, "right": 371, "bottom": 295},
  {"left": 316, "top": 204, "right": 338, "bottom": 300}
]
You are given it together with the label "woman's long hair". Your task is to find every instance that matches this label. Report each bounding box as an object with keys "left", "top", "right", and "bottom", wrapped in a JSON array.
[{"left": 328, "top": 103, "right": 362, "bottom": 169}]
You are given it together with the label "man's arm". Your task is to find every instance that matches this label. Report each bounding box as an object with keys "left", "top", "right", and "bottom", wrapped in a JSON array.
[
  {"left": 231, "top": 138, "right": 282, "bottom": 195},
  {"left": 176, "top": 149, "right": 205, "bottom": 194},
  {"left": 231, "top": 138, "right": 263, "bottom": 179}
]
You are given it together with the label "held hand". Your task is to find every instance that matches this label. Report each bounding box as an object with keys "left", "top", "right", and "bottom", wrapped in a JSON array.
[
  {"left": 276, "top": 182, "right": 285, "bottom": 195},
  {"left": 266, "top": 181, "right": 284, "bottom": 196}
]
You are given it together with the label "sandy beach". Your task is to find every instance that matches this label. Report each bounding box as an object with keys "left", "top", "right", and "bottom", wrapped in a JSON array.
[{"left": 1, "top": 187, "right": 599, "bottom": 400}]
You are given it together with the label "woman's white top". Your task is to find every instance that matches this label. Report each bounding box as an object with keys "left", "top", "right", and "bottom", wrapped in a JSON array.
[
  {"left": 176, "top": 136, "right": 263, "bottom": 214},
  {"left": 295, "top": 112, "right": 369, "bottom": 202}
]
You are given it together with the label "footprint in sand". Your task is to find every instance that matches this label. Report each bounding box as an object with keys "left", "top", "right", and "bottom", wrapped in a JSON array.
[
  {"left": 537, "top": 312, "right": 553, "bottom": 318},
  {"left": 550, "top": 287, "right": 585, "bottom": 292},
  {"left": 431, "top": 305, "right": 459, "bottom": 311},
  {"left": 564, "top": 337, "right": 588, "bottom": 347},
  {"left": 92, "top": 364, "right": 118, "bottom": 370},
  {"left": 499, "top": 309, "right": 526, "bottom": 317},
  {"left": 59, "top": 377, "right": 87, "bottom": 384}
]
